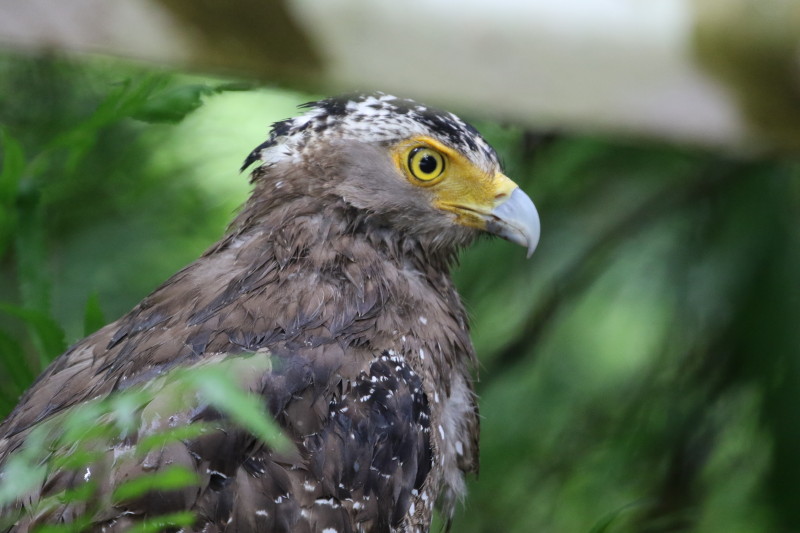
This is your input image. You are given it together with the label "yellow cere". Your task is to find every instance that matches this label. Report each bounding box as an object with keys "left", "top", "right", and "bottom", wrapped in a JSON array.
[{"left": 391, "top": 136, "right": 521, "bottom": 230}]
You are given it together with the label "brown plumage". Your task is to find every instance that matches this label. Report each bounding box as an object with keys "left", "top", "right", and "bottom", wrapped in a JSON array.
[{"left": 0, "top": 93, "right": 539, "bottom": 532}]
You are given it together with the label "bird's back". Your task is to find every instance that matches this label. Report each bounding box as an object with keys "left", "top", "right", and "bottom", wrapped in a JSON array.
[{"left": 0, "top": 196, "right": 478, "bottom": 532}]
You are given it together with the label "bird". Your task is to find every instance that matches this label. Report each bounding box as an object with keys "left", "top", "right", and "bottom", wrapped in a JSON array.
[{"left": 0, "top": 92, "right": 539, "bottom": 532}]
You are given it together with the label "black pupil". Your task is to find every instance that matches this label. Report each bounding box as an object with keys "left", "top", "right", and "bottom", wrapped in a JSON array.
[{"left": 418, "top": 154, "right": 438, "bottom": 174}]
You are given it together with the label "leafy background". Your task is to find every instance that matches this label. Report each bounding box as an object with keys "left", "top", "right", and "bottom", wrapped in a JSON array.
[{"left": 0, "top": 54, "right": 798, "bottom": 532}]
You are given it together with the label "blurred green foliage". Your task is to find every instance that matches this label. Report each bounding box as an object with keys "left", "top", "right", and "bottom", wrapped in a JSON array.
[
  {"left": 0, "top": 54, "right": 798, "bottom": 532},
  {"left": 0, "top": 352, "right": 286, "bottom": 531}
]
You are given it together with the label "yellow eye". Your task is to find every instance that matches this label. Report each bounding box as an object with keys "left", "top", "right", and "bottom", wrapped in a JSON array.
[{"left": 408, "top": 147, "right": 445, "bottom": 182}]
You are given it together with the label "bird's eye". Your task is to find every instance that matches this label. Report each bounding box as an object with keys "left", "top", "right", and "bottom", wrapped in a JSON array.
[{"left": 408, "top": 147, "right": 445, "bottom": 182}]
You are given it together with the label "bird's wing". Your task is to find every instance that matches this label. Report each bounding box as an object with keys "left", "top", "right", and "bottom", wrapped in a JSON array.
[
  {"left": 0, "top": 208, "right": 438, "bottom": 532},
  {"left": 1, "top": 345, "right": 433, "bottom": 532}
]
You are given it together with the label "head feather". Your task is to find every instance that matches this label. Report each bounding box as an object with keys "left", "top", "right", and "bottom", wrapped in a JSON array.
[{"left": 242, "top": 93, "right": 499, "bottom": 172}]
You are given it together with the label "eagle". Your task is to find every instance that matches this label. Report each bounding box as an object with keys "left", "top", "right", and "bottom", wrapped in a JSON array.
[{"left": 0, "top": 93, "right": 539, "bottom": 532}]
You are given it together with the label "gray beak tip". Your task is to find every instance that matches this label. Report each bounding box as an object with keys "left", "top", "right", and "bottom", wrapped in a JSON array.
[{"left": 489, "top": 187, "right": 541, "bottom": 258}]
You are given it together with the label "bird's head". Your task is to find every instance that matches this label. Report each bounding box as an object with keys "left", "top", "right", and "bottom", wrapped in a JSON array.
[{"left": 243, "top": 93, "right": 540, "bottom": 258}]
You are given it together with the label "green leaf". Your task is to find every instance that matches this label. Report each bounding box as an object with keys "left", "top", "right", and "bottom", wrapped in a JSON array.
[
  {"left": 0, "top": 130, "right": 22, "bottom": 256},
  {"left": 125, "top": 511, "right": 196, "bottom": 533},
  {"left": 0, "top": 455, "right": 47, "bottom": 505},
  {"left": 59, "top": 481, "right": 98, "bottom": 504},
  {"left": 108, "top": 388, "right": 150, "bottom": 434},
  {"left": 112, "top": 465, "right": 199, "bottom": 503},
  {"left": 50, "top": 75, "right": 169, "bottom": 172},
  {"left": 587, "top": 501, "right": 646, "bottom": 533},
  {"left": 213, "top": 81, "right": 256, "bottom": 92},
  {"left": 13, "top": 182, "right": 50, "bottom": 315},
  {"left": 59, "top": 399, "right": 107, "bottom": 444},
  {"left": 51, "top": 449, "right": 106, "bottom": 472},
  {"left": 83, "top": 292, "right": 107, "bottom": 336},
  {"left": 0, "top": 304, "right": 65, "bottom": 364},
  {"left": 32, "top": 515, "right": 92, "bottom": 533},
  {"left": 0, "top": 425, "right": 49, "bottom": 505},
  {"left": 135, "top": 422, "right": 213, "bottom": 456},
  {"left": 189, "top": 367, "right": 290, "bottom": 451},
  {"left": 0, "top": 329, "right": 35, "bottom": 393},
  {"left": 0, "top": 129, "right": 25, "bottom": 203},
  {"left": 132, "top": 84, "right": 217, "bottom": 124}
]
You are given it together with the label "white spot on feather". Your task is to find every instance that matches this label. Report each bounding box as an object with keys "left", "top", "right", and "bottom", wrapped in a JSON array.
[
  {"left": 303, "top": 480, "right": 316, "bottom": 492},
  {"left": 438, "top": 425, "right": 445, "bottom": 440},
  {"left": 315, "top": 498, "right": 340, "bottom": 508},
  {"left": 112, "top": 443, "right": 134, "bottom": 462},
  {"left": 419, "top": 316, "right": 428, "bottom": 325},
  {"left": 229, "top": 236, "right": 249, "bottom": 249},
  {"left": 293, "top": 115, "right": 313, "bottom": 129},
  {"left": 255, "top": 509, "right": 269, "bottom": 517}
]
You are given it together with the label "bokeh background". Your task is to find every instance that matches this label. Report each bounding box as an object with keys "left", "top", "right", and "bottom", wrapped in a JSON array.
[{"left": 1, "top": 52, "right": 798, "bottom": 532}]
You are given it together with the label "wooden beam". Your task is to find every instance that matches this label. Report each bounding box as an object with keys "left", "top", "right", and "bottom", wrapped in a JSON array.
[{"left": 1, "top": 0, "right": 798, "bottom": 150}]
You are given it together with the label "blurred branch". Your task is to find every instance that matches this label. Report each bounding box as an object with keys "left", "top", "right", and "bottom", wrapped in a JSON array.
[{"left": 1, "top": 0, "right": 800, "bottom": 149}]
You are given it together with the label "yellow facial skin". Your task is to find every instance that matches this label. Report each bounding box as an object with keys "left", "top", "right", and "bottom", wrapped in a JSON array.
[{"left": 391, "top": 136, "right": 519, "bottom": 231}]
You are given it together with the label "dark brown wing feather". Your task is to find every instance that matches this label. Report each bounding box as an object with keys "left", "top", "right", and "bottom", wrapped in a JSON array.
[{"left": 0, "top": 145, "right": 479, "bottom": 533}]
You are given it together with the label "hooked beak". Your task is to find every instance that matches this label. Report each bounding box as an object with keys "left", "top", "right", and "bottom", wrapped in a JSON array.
[
  {"left": 486, "top": 186, "right": 540, "bottom": 258},
  {"left": 434, "top": 169, "right": 541, "bottom": 258}
]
